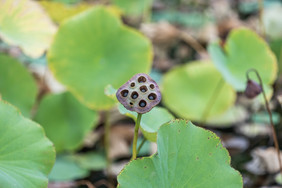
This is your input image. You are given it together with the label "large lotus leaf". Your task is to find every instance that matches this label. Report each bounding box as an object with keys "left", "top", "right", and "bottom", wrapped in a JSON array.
[
  {"left": 269, "top": 39, "right": 282, "bottom": 74},
  {"left": 0, "top": 54, "right": 38, "bottom": 117},
  {"left": 71, "top": 152, "right": 107, "bottom": 171},
  {"left": 118, "top": 120, "right": 243, "bottom": 187},
  {"left": 0, "top": 101, "right": 55, "bottom": 187},
  {"left": 0, "top": 0, "right": 57, "bottom": 58},
  {"left": 49, "top": 152, "right": 107, "bottom": 181},
  {"left": 34, "top": 92, "right": 99, "bottom": 153},
  {"left": 49, "top": 155, "right": 89, "bottom": 182},
  {"left": 48, "top": 7, "right": 152, "bottom": 110},
  {"left": 39, "top": 1, "right": 91, "bottom": 24},
  {"left": 113, "top": 0, "right": 153, "bottom": 16},
  {"left": 251, "top": 111, "right": 280, "bottom": 125},
  {"left": 206, "top": 106, "right": 248, "bottom": 127},
  {"left": 40, "top": 2, "right": 121, "bottom": 24},
  {"left": 40, "top": 1, "right": 92, "bottom": 24},
  {"left": 208, "top": 28, "right": 277, "bottom": 91},
  {"left": 118, "top": 104, "right": 174, "bottom": 142},
  {"left": 162, "top": 61, "right": 236, "bottom": 122}
]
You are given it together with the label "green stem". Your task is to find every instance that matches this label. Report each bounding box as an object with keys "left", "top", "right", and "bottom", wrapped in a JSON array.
[
  {"left": 137, "top": 137, "right": 146, "bottom": 155},
  {"left": 131, "top": 113, "right": 142, "bottom": 160},
  {"left": 201, "top": 78, "right": 225, "bottom": 124},
  {"left": 246, "top": 68, "right": 282, "bottom": 175},
  {"left": 104, "top": 111, "right": 111, "bottom": 173}
]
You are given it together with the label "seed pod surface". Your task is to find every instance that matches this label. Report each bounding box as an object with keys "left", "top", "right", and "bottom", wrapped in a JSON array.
[{"left": 116, "top": 73, "right": 161, "bottom": 114}]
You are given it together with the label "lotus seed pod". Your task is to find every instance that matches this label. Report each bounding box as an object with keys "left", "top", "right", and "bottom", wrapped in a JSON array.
[
  {"left": 116, "top": 73, "right": 161, "bottom": 114},
  {"left": 244, "top": 80, "right": 262, "bottom": 99}
]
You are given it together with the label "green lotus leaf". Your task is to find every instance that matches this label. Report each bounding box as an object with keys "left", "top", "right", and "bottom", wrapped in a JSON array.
[
  {"left": 0, "top": 100, "right": 55, "bottom": 187},
  {"left": 72, "top": 152, "right": 107, "bottom": 171},
  {"left": 49, "top": 152, "right": 107, "bottom": 181},
  {"left": 206, "top": 106, "right": 248, "bottom": 127},
  {"left": 134, "top": 138, "right": 151, "bottom": 156},
  {"left": 118, "top": 120, "right": 243, "bottom": 187},
  {"left": 40, "top": 1, "right": 122, "bottom": 25},
  {"left": 118, "top": 104, "right": 174, "bottom": 142},
  {"left": 34, "top": 92, "right": 99, "bottom": 153},
  {"left": 275, "top": 172, "right": 282, "bottom": 185},
  {"left": 48, "top": 6, "right": 152, "bottom": 110},
  {"left": 251, "top": 111, "right": 280, "bottom": 125},
  {"left": 49, "top": 155, "right": 89, "bottom": 182},
  {"left": 113, "top": 0, "right": 153, "bottom": 16},
  {"left": 0, "top": 0, "right": 57, "bottom": 58},
  {"left": 40, "top": 1, "right": 92, "bottom": 24},
  {"left": 0, "top": 54, "right": 38, "bottom": 117},
  {"left": 208, "top": 28, "right": 277, "bottom": 91},
  {"left": 269, "top": 39, "right": 282, "bottom": 74},
  {"left": 105, "top": 84, "right": 118, "bottom": 103},
  {"left": 162, "top": 61, "right": 236, "bottom": 122}
]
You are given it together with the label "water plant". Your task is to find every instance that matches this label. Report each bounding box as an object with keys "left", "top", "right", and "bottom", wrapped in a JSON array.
[
  {"left": 116, "top": 73, "right": 161, "bottom": 160},
  {"left": 116, "top": 74, "right": 243, "bottom": 187}
]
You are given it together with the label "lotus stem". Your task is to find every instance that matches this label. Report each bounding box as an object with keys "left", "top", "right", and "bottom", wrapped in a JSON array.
[
  {"left": 246, "top": 68, "right": 282, "bottom": 175},
  {"left": 131, "top": 113, "right": 142, "bottom": 160},
  {"left": 104, "top": 111, "right": 111, "bottom": 173}
]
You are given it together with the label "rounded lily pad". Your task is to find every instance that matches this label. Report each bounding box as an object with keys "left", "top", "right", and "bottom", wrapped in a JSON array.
[
  {"left": 118, "top": 120, "right": 243, "bottom": 187},
  {"left": 0, "top": 54, "right": 38, "bottom": 117},
  {"left": 118, "top": 104, "right": 174, "bottom": 142},
  {"left": 48, "top": 6, "right": 152, "bottom": 110},
  {"left": 0, "top": 100, "right": 55, "bottom": 187},
  {"left": 208, "top": 28, "right": 277, "bottom": 91},
  {"left": 72, "top": 152, "right": 107, "bottom": 171},
  {"left": 34, "top": 92, "right": 99, "bottom": 153},
  {"left": 206, "top": 105, "right": 248, "bottom": 127},
  {"left": 251, "top": 111, "right": 280, "bottom": 125},
  {"left": 0, "top": 0, "right": 57, "bottom": 58},
  {"left": 162, "top": 61, "right": 236, "bottom": 122},
  {"left": 49, "top": 155, "right": 89, "bottom": 182},
  {"left": 269, "top": 39, "right": 282, "bottom": 74},
  {"left": 40, "top": 1, "right": 92, "bottom": 24},
  {"left": 113, "top": 0, "right": 153, "bottom": 16}
]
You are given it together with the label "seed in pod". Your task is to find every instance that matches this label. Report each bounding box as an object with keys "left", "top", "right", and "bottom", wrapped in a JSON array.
[
  {"left": 116, "top": 73, "right": 161, "bottom": 114},
  {"left": 244, "top": 79, "right": 262, "bottom": 99}
]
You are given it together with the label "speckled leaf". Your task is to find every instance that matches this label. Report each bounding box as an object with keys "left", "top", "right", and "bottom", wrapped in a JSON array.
[
  {"left": 0, "top": 101, "right": 55, "bottom": 188},
  {"left": 162, "top": 61, "right": 236, "bottom": 122},
  {"left": 48, "top": 6, "right": 152, "bottom": 110},
  {"left": 34, "top": 92, "right": 99, "bottom": 153},
  {"left": 118, "top": 120, "right": 243, "bottom": 188},
  {"left": 0, "top": 54, "right": 37, "bottom": 117},
  {"left": 208, "top": 28, "right": 277, "bottom": 91},
  {"left": 0, "top": 0, "right": 57, "bottom": 58}
]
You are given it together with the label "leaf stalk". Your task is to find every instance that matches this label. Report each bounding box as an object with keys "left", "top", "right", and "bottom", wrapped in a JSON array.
[
  {"left": 246, "top": 68, "right": 282, "bottom": 175},
  {"left": 131, "top": 113, "right": 142, "bottom": 160}
]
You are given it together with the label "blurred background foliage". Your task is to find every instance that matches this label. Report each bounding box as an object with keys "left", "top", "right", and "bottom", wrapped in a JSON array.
[{"left": 1, "top": 0, "right": 282, "bottom": 187}]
